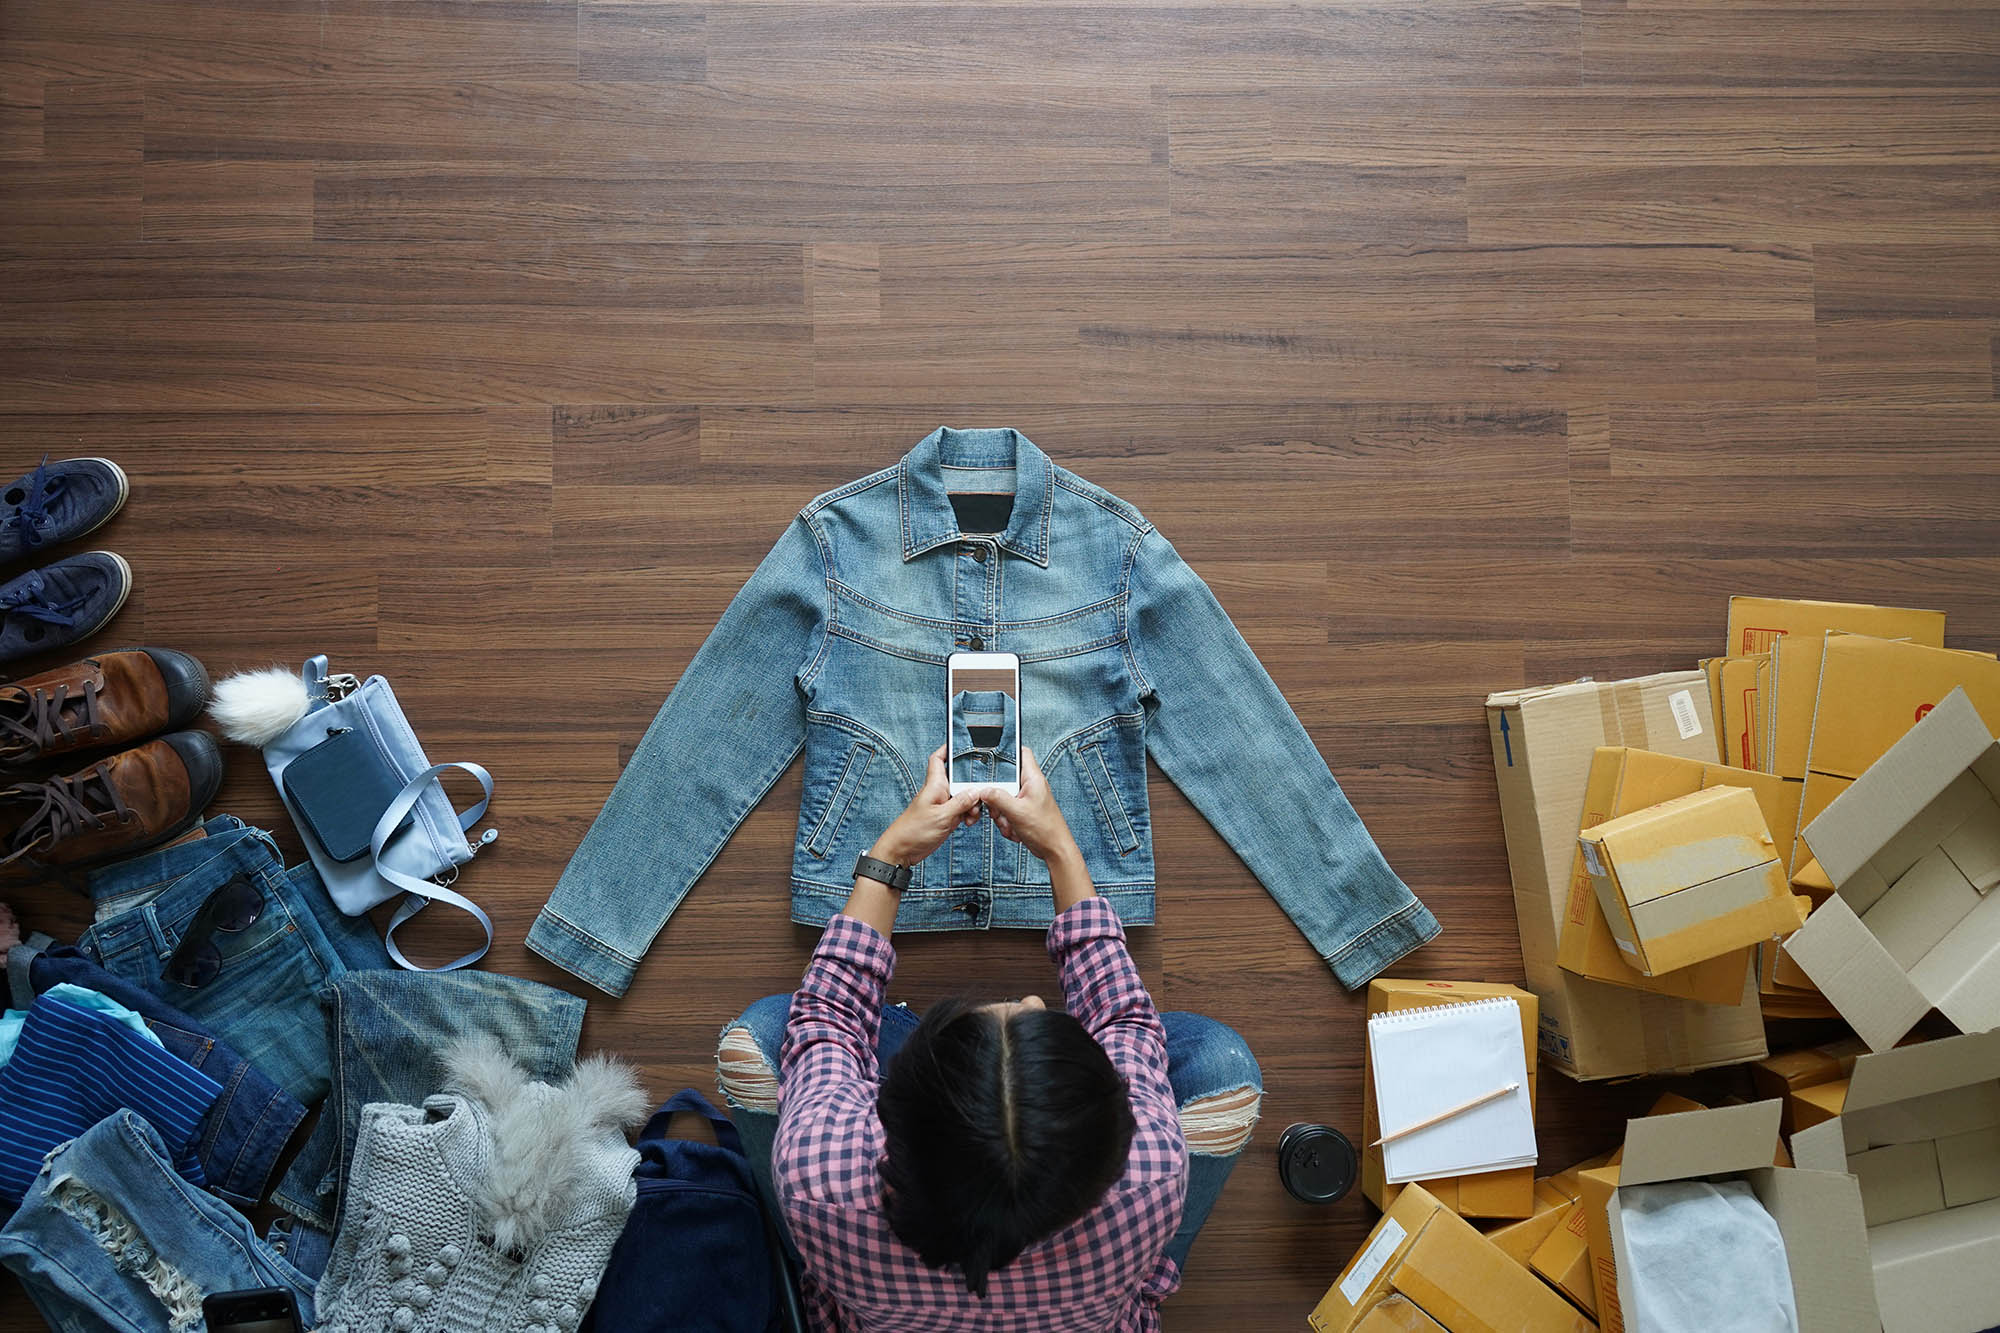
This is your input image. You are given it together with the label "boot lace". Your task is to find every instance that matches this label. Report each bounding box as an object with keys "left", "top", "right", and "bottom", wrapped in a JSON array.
[
  {"left": 0, "top": 678, "right": 103, "bottom": 761},
  {"left": 2, "top": 763, "right": 132, "bottom": 868}
]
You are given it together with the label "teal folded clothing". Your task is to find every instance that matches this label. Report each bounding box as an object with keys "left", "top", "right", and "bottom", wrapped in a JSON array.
[
  {"left": 0, "top": 992, "right": 221, "bottom": 1204},
  {"left": 0, "top": 981, "right": 163, "bottom": 1068}
]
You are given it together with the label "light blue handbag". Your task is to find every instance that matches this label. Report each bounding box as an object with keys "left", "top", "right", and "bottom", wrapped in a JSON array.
[{"left": 262, "top": 655, "right": 497, "bottom": 971}]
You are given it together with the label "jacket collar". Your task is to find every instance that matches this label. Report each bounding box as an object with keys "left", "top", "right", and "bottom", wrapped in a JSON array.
[{"left": 898, "top": 428, "right": 1054, "bottom": 567}]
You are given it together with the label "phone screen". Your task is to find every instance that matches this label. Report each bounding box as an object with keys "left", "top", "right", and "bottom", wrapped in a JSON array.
[{"left": 949, "top": 656, "right": 1020, "bottom": 793}]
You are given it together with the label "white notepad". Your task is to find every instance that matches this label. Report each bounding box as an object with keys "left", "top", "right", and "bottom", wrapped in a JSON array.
[{"left": 1367, "top": 996, "right": 1537, "bottom": 1184}]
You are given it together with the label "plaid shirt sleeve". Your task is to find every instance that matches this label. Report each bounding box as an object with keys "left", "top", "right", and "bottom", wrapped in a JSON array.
[
  {"left": 776, "top": 914, "right": 894, "bottom": 1206},
  {"left": 1049, "top": 896, "right": 1188, "bottom": 1310}
]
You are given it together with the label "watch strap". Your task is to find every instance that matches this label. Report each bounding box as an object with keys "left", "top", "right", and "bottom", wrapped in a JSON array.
[{"left": 853, "top": 853, "right": 913, "bottom": 892}]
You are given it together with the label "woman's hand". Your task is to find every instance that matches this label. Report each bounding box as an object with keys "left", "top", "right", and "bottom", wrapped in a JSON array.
[
  {"left": 982, "top": 747, "right": 1095, "bottom": 911},
  {"left": 868, "top": 746, "right": 985, "bottom": 867}
]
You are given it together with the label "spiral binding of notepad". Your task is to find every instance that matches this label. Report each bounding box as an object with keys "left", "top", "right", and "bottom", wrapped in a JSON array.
[{"left": 1365, "top": 995, "right": 1521, "bottom": 1030}]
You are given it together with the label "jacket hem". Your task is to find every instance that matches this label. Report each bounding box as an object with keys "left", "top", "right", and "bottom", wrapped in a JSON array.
[
  {"left": 790, "top": 880, "right": 1157, "bottom": 932},
  {"left": 524, "top": 909, "right": 639, "bottom": 998},
  {"left": 1322, "top": 898, "right": 1443, "bottom": 990}
]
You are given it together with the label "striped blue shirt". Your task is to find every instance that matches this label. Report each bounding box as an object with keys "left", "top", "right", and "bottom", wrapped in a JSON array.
[{"left": 0, "top": 992, "right": 223, "bottom": 1204}]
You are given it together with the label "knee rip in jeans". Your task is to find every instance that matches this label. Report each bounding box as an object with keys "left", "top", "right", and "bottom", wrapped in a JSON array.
[
  {"left": 1179, "top": 1085, "right": 1262, "bottom": 1156},
  {"left": 47, "top": 1174, "right": 205, "bottom": 1332},
  {"left": 716, "top": 1025, "right": 779, "bottom": 1114}
]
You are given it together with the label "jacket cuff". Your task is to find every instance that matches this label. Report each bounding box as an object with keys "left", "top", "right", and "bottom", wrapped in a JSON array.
[
  {"left": 1323, "top": 898, "right": 1442, "bottom": 990},
  {"left": 525, "top": 909, "right": 639, "bottom": 998}
]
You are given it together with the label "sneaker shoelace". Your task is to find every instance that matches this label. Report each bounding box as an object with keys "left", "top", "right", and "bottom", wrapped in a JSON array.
[
  {"left": 1, "top": 763, "right": 132, "bottom": 867},
  {"left": 4, "top": 456, "right": 65, "bottom": 553},
  {"left": 0, "top": 678, "right": 103, "bottom": 761},
  {"left": 0, "top": 571, "right": 86, "bottom": 631}
]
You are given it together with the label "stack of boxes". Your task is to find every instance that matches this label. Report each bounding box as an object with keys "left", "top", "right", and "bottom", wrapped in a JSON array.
[{"left": 1312, "top": 597, "right": 2000, "bottom": 1333}]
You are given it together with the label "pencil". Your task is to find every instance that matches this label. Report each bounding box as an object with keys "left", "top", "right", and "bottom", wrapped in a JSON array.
[{"left": 1372, "top": 1082, "right": 1521, "bottom": 1147}]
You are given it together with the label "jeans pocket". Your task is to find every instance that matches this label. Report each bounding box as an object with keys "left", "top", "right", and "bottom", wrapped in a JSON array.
[
  {"left": 806, "top": 741, "right": 876, "bottom": 859},
  {"left": 1079, "top": 743, "right": 1142, "bottom": 855}
]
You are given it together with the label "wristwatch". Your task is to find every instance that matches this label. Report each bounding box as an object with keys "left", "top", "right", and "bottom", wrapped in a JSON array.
[{"left": 853, "top": 853, "right": 914, "bottom": 892}]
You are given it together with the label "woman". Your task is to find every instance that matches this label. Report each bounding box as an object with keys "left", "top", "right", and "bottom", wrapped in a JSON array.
[{"left": 718, "top": 745, "right": 1263, "bottom": 1331}]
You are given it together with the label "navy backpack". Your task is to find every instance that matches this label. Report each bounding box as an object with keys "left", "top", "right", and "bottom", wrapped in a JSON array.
[{"left": 582, "top": 1090, "right": 806, "bottom": 1333}]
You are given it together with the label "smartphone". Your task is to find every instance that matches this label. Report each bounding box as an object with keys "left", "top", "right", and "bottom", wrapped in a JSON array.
[
  {"left": 201, "top": 1288, "right": 305, "bottom": 1333},
  {"left": 947, "top": 651, "right": 1022, "bottom": 796}
]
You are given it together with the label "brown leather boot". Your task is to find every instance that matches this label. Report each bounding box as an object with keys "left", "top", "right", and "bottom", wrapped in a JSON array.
[
  {"left": 0, "top": 732, "right": 224, "bottom": 879},
  {"left": 0, "top": 648, "right": 209, "bottom": 770}
]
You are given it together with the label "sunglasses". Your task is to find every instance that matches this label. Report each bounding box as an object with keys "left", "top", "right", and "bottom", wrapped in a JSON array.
[{"left": 163, "top": 874, "right": 267, "bottom": 988}]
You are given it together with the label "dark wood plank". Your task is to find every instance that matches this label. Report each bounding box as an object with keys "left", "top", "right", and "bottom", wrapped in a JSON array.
[
  {"left": 1469, "top": 164, "right": 2000, "bottom": 245},
  {"left": 143, "top": 160, "right": 315, "bottom": 240},
  {"left": 690, "top": 3, "right": 1585, "bottom": 88},
  {"left": 1582, "top": 5, "right": 2000, "bottom": 87},
  {"left": 0, "top": 162, "right": 143, "bottom": 244},
  {"left": 41, "top": 80, "right": 143, "bottom": 161}
]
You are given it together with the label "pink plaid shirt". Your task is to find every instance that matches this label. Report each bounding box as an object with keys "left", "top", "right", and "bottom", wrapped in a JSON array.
[{"left": 775, "top": 897, "right": 1188, "bottom": 1332}]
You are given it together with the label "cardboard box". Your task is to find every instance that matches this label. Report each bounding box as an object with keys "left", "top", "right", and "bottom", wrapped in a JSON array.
[
  {"left": 1752, "top": 1038, "right": 1865, "bottom": 1132},
  {"left": 1363, "top": 979, "right": 1540, "bottom": 1219},
  {"left": 1558, "top": 746, "right": 1800, "bottom": 1003},
  {"left": 1790, "top": 1029, "right": 2000, "bottom": 1333},
  {"left": 1577, "top": 1101, "right": 1879, "bottom": 1333},
  {"left": 1787, "top": 687, "right": 2000, "bottom": 1050},
  {"left": 1352, "top": 1297, "right": 1449, "bottom": 1333},
  {"left": 1482, "top": 1178, "right": 1576, "bottom": 1268},
  {"left": 1487, "top": 674, "right": 1767, "bottom": 1081},
  {"left": 1578, "top": 787, "right": 1806, "bottom": 976},
  {"left": 1309, "top": 1183, "right": 1596, "bottom": 1333},
  {"left": 1729, "top": 596, "right": 1946, "bottom": 779},
  {"left": 1523, "top": 1102, "right": 1697, "bottom": 1319},
  {"left": 1712, "top": 652, "right": 1771, "bottom": 772},
  {"left": 1792, "top": 634, "right": 2000, "bottom": 879},
  {"left": 1726, "top": 594, "right": 1946, "bottom": 661},
  {"left": 1788, "top": 1079, "right": 1849, "bottom": 1134}
]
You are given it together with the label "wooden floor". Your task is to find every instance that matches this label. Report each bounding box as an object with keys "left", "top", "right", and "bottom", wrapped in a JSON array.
[{"left": 3, "top": 0, "right": 1999, "bottom": 1327}]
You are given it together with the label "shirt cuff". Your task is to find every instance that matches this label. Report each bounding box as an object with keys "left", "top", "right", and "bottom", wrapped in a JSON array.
[
  {"left": 1046, "top": 895, "right": 1125, "bottom": 961},
  {"left": 815, "top": 913, "right": 896, "bottom": 980}
]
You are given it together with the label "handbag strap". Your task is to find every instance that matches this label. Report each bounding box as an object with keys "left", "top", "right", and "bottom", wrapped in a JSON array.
[
  {"left": 373, "top": 762, "right": 496, "bottom": 971},
  {"left": 641, "top": 1088, "right": 744, "bottom": 1156}
]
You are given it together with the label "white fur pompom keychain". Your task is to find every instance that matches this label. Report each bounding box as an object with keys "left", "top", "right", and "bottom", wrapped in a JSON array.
[{"left": 209, "top": 666, "right": 312, "bottom": 748}]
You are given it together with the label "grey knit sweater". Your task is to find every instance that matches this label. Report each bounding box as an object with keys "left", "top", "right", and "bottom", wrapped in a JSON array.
[{"left": 314, "top": 1039, "right": 646, "bottom": 1333}]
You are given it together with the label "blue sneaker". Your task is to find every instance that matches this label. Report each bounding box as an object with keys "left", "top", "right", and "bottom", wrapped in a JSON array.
[
  {"left": 2, "top": 456, "right": 129, "bottom": 565},
  {"left": 0, "top": 553, "right": 134, "bottom": 668}
]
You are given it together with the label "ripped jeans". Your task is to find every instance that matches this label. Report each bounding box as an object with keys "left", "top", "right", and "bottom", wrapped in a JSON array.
[
  {"left": 718, "top": 997, "right": 1263, "bottom": 1273},
  {"left": 0, "top": 1111, "right": 316, "bottom": 1333}
]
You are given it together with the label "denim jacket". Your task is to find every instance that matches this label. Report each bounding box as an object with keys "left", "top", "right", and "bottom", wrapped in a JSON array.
[{"left": 528, "top": 428, "right": 1439, "bottom": 996}]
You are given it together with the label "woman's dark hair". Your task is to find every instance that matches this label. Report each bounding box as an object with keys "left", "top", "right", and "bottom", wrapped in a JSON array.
[{"left": 877, "top": 998, "right": 1136, "bottom": 1298}]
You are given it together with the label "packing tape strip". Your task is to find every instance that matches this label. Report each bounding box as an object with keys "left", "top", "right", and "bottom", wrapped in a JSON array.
[{"left": 1597, "top": 682, "right": 1654, "bottom": 752}]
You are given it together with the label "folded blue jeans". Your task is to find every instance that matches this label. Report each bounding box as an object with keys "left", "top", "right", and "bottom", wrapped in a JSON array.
[
  {"left": 0, "top": 1110, "right": 317, "bottom": 1333},
  {"left": 721, "top": 998, "right": 1261, "bottom": 1272},
  {"left": 8, "top": 935, "right": 308, "bottom": 1211},
  {"left": 270, "top": 968, "right": 587, "bottom": 1275},
  {"left": 75, "top": 815, "right": 391, "bottom": 1106}
]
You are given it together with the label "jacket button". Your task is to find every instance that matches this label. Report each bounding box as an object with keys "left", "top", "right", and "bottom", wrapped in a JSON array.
[
  {"left": 968, "top": 635, "right": 984, "bottom": 650},
  {"left": 973, "top": 546, "right": 988, "bottom": 563}
]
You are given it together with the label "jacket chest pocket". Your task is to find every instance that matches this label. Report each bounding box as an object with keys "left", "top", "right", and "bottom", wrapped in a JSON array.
[
  {"left": 806, "top": 741, "right": 876, "bottom": 859},
  {"left": 1078, "top": 742, "right": 1141, "bottom": 855}
]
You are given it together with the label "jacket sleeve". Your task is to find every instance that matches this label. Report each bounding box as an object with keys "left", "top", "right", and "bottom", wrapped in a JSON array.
[
  {"left": 526, "top": 516, "right": 830, "bottom": 996},
  {"left": 1125, "top": 527, "right": 1439, "bottom": 988}
]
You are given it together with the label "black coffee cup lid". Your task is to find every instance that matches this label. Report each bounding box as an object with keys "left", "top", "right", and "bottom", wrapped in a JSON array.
[{"left": 1278, "top": 1123, "right": 1357, "bottom": 1204}]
